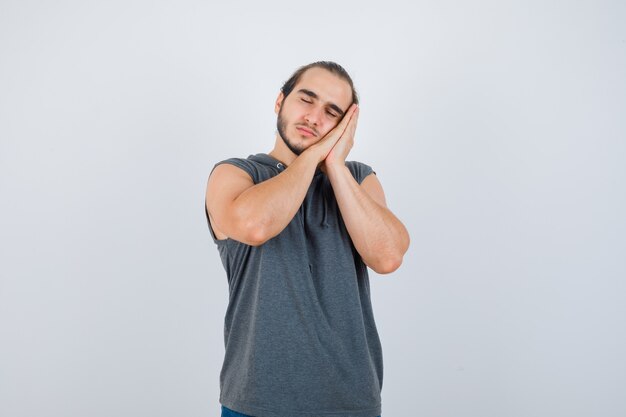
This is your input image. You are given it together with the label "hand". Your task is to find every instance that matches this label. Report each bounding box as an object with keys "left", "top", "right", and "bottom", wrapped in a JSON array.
[
  {"left": 324, "top": 104, "right": 359, "bottom": 170},
  {"left": 304, "top": 104, "right": 358, "bottom": 164}
]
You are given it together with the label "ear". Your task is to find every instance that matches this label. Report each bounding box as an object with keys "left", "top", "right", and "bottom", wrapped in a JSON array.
[{"left": 274, "top": 92, "right": 285, "bottom": 115}]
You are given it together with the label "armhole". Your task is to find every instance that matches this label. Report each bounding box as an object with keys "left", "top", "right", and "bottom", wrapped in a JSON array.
[
  {"left": 205, "top": 203, "right": 223, "bottom": 243},
  {"left": 360, "top": 171, "right": 377, "bottom": 185},
  {"left": 346, "top": 161, "right": 376, "bottom": 185},
  {"left": 205, "top": 159, "right": 257, "bottom": 244},
  {"left": 211, "top": 158, "right": 259, "bottom": 184}
]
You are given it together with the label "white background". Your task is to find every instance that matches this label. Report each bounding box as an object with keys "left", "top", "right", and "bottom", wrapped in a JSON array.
[{"left": 1, "top": 1, "right": 625, "bottom": 416}]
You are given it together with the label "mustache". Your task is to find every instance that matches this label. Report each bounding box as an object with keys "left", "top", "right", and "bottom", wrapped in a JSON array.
[{"left": 295, "top": 123, "right": 319, "bottom": 137}]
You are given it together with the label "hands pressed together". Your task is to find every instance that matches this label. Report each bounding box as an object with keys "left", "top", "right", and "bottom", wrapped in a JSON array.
[{"left": 306, "top": 104, "right": 359, "bottom": 172}]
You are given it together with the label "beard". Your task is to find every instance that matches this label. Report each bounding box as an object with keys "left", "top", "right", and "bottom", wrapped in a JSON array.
[{"left": 276, "top": 108, "right": 307, "bottom": 156}]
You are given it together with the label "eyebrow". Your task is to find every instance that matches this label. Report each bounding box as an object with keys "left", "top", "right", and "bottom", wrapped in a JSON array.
[{"left": 297, "top": 88, "right": 346, "bottom": 117}]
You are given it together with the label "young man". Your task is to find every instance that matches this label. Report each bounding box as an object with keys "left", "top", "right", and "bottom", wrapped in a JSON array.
[{"left": 205, "top": 61, "right": 410, "bottom": 417}]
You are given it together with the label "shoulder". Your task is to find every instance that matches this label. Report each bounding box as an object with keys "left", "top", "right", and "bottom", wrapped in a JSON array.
[
  {"left": 210, "top": 154, "right": 279, "bottom": 184},
  {"left": 211, "top": 156, "right": 258, "bottom": 181},
  {"left": 345, "top": 160, "right": 376, "bottom": 184},
  {"left": 345, "top": 161, "right": 387, "bottom": 206}
]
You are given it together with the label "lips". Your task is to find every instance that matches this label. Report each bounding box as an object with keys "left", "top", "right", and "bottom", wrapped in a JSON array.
[{"left": 296, "top": 126, "right": 317, "bottom": 137}]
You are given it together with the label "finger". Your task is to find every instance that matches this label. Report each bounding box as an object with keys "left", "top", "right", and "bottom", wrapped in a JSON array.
[
  {"left": 333, "top": 105, "right": 358, "bottom": 139},
  {"left": 345, "top": 106, "right": 359, "bottom": 135},
  {"left": 349, "top": 106, "right": 359, "bottom": 127},
  {"left": 320, "top": 104, "right": 358, "bottom": 144},
  {"left": 337, "top": 104, "right": 358, "bottom": 131}
]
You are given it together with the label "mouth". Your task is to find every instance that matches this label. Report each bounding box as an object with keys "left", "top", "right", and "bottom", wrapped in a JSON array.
[{"left": 296, "top": 126, "right": 317, "bottom": 137}]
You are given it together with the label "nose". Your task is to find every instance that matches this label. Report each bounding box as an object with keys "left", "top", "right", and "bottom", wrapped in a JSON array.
[{"left": 304, "top": 106, "right": 324, "bottom": 126}]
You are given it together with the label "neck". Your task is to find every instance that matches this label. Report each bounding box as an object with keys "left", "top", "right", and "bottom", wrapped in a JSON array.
[{"left": 268, "top": 135, "right": 298, "bottom": 166}]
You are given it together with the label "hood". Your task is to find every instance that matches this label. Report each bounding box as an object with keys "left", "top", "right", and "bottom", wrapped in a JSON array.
[{"left": 248, "top": 153, "right": 323, "bottom": 176}]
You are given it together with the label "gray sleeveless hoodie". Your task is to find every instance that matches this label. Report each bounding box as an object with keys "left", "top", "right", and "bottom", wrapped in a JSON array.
[{"left": 205, "top": 153, "right": 383, "bottom": 417}]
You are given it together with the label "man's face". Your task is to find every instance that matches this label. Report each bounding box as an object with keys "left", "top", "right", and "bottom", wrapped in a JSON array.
[{"left": 275, "top": 67, "right": 353, "bottom": 155}]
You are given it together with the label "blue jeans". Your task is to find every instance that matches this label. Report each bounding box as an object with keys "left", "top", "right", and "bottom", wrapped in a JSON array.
[
  {"left": 221, "top": 405, "right": 380, "bottom": 417},
  {"left": 221, "top": 406, "right": 251, "bottom": 417}
]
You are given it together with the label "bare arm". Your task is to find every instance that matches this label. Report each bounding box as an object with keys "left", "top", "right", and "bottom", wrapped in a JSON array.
[
  {"left": 206, "top": 104, "right": 359, "bottom": 246},
  {"left": 326, "top": 166, "right": 410, "bottom": 273},
  {"left": 323, "top": 105, "right": 410, "bottom": 273},
  {"left": 206, "top": 151, "right": 320, "bottom": 245}
]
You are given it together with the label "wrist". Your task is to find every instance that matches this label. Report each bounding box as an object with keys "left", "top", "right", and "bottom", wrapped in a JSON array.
[
  {"left": 324, "top": 161, "right": 349, "bottom": 178},
  {"left": 302, "top": 144, "right": 326, "bottom": 164},
  {"left": 299, "top": 146, "right": 326, "bottom": 168}
]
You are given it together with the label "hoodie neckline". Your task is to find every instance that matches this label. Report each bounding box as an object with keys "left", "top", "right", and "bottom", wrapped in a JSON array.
[{"left": 250, "top": 153, "right": 324, "bottom": 176}]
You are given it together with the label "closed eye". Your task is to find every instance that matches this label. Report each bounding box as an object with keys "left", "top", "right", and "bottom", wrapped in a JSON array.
[{"left": 299, "top": 95, "right": 337, "bottom": 117}]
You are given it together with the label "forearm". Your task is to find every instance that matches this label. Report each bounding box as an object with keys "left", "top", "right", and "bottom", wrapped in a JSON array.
[
  {"left": 233, "top": 151, "right": 319, "bottom": 243},
  {"left": 326, "top": 165, "right": 409, "bottom": 273}
]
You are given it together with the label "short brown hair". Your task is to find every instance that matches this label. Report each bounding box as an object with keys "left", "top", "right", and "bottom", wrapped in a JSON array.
[{"left": 280, "top": 61, "right": 359, "bottom": 105}]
